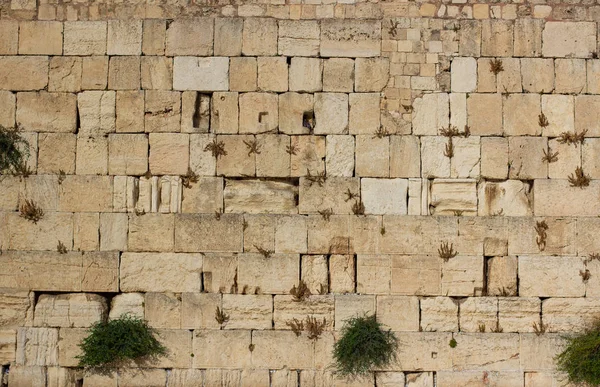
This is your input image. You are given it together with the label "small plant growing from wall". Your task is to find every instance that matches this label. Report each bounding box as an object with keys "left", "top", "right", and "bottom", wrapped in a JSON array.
[
  {"left": 333, "top": 314, "right": 398, "bottom": 379},
  {"left": 535, "top": 220, "right": 549, "bottom": 251},
  {"left": 19, "top": 199, "right": 44, "bottom": 224},
  {"left": 568, "top": 167, "right": 591, "bottom": 188},
  {"left": 558, "top": 129, "right": 587, "bottom": 147},
  {"left": 556, "top": 319, "right": 600, "bottom": 385},
  {"left": 438, "top": 241, "right": 458, "bottom": 261},
  {"left": 290, "top": 280, "right": 311, "bottom": 302},
  {"left": 77, "top": 314, "right": 166, "bottom": 369},
  {"left": 489, "top": 58, "right": 504, "bottom": 75},
  {"left": 0, "top": 125, "right": 30, "bottom": 176}
]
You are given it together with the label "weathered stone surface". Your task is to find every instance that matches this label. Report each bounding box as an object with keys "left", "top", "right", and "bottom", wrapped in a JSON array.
[
  {"left": 275, "top": 216, "right": 307, "bottom": 254},
  {"left": 314, "top": 93, "right": 348, "bottom": 135},
  {"left": 18, "top": 21, "right": 62, "bottom": 55},
  {"left": 175, "top": 214, "right": 243, "bottom": 253},
  {"left": 34, "top": 294, "right": 106, "bottom": 328},
  {"left": 542, "top": 22, "right": 596, "bottom": 57},
  {"left": 193, "top": 330, "right": 251, "bottom": 368},
  {"left": 16, "top": 327, "right": 58, "bottom": 366},
  {"left": 149, "top": 133, "right": 189, "bottom": 175},
  {"left": 453, "top": 333, "right": 520, "bottom": 371},
  {"left": 413, "top": 93, "right": 449, "bottom": 136},
  {"left": 0, "top": 329, "right": 16, "bottom": 365},
  {"left": 481, "top": 20, "right": 513, "bottom": 57},
  {"left": 542, "top": 298, "right": 600, "bottom": 333},
  {"left": 257, "top": 57, "right": 287, "bottom": 92},
  {"left": 534, "top": 180, "right": 600, "bottom": 216},
  {"left": 575, "top": 95, "right": 600, "bottom": 136},
  {"left": 120, "top": 253, "right": 201, "bottom": 292},
  {"left": 519, "top": 256, "right": 585, "bottom": 297},
  {"left": 180, "top": 293, "right": 220, "bottom": 329},
  {"left": 390, "top": 255, "right": 440, "bottom": 296},
  {"left": 0, "top": 20, "right": 18, "bottom": 55},
  {"left": 508, "top": 217, "right": 576, "bottom": 256},
  {"left": 451, "top": 57, "right": 477, "bottom": 92},
  {"left": 321, "top": 20, "right": 381, "bottom": 57},
  {"left": 299, "top": 177, "right": 359, "bottom": 215},
  {"left": 361, "top": 178, "right": 408, "bottom": 215},
  {"left": 437, "top": 371, "right": 524, "bottom": 386},
  {"left": 109, "top": 293, "right": 144, "bottom": 320},
  {"left": 377, "top": 296, "right": 419, "bottom": 331},
  {"left": 279, "top": 20, "right": 319, "bottom": 56},
  {"left": 273, "top": 294, "right": 334, "bottom": 331},
  {"left": 478, "top": 180, "right": 532, "bottom": 217},
  {"left": 214, "top": 18, "right": 242, "bottom": 56},
  {"left": 238, "top": 253, "right": 299, "bottom": 295},
  {"left": 301, "top": 255, "right": 328, "bottom": 294},
  {"left": 64, "top": 22, "right": 107, "bottom": 55},
  {"left": 144, "top": 292, "right": 181, "bottom": 329},
  {"left": 498, "top": 298, "right": 540, "bottom": 333},
  {"left": 252, "top": 331, "right": 313, "bottom": 369},
  {"left": 173, "top": 57, "right": 229, "bottom": 91},
  {"left": 144, "top": 90, "right": 181, "bottom": 133},
  {"left": 459, "top": 298, "right": 498, "bottom": 333},
  {"left": 119, "top": 369, "right": 167, "bottom": 387},
  {"left": 420, "top": 297, "right": 458, "bottom": 332},
  {"left": 487, "top": 256, "right": 518, "bottom": 297},
  {"left": 8, "top": 365, "right": 47, "bottom": 386},
  {"left": 521, "top": 334, "right": 567, "bottom": 372},
  {"left": 355, "top": 58, "right": 389, "bottom": 92},
  {"left": 0, "top": 290, "right": 33, "bottom": 329},
  {"left": 17, "top": 92, "right": 77, "bottom": 133},
  {"left": 323, "top": 58, "right": 354, "bottom": 92},
  {"left": 334, "top": 295, "right": 375, "bottom": 329},
  {"left": 229, "top": 57, "right": 257, "bottom": 92},
  {"left": 166, "top": 19, "right": 213, "bottom": 56},
  {"left": 394, "top": 332, "right": 452, "bottom": 371},
  {"left": 429, "top": 179, "right": 477, "bottom": 216},
  {"left": 329, "top": 255, "right": 355, "bottom": 294},
  {"left": 239, "top": 93, "right": 279, "bottom": 133},
  {"left": 202, "top": 253, "right": 238, "bottom": 294},
  {"left": 242, "top": 18, "right": 277, "bottom": 56},
  {"left": 222, "top": 294, "right": 272, "bottom": 330},
  {"left": 357, "top": 255, "right": 390, "bottom": 294}
]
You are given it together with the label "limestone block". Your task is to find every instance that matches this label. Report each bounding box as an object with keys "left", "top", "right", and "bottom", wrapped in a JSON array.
[
  {"left": 496, "top": 58, "right": 522, "bottom": 93},
  {"left": 0, "top": 90, "right": 15, "bottom": 127},
  {"left": 466, "top": 93, "right": 502, "bottom": 136},
  {"left": 498, "top": 298, "right": 540, "bottom": 333},
  {"left": 542, "top": 22, "right": 596, "bottom": 58},
  {"left": 119, "top": 369, "right": 166, "bottom": 387},
  {"left": 33, "top": 294, "right": 106, "bottom": 328},
  {"left": 450, "top": 93, "right": 467, "bottom": 131},
  {"left": 450, "top": 136, "right": 480, "bottom": 178},
  {"left": 442, "top": 256, "right": 484, "bottom": 296},
  {"left": 278, "top": 92, "right": 313, "bottom": 135},
  {"left": 275, "top": 215, "right": 307, "bottom": 254},
  {"left": 508, "top": 137, "right": 547, "bottom": 179},
  {"left": 238, "top": 253, "right": 299, "bottom": 294},
  {"left": 110, "top": 92, "right": 142, "bottom": 135},
  {"left": 575, "top": 95, "right": 600, "bottom": 136},
  {"left": 80, "top": 252, "right": 119, "bottom": 293},
  {"left": 320, "top": 19, "right": 381, "bottom": 57},
  {"left": 0, "top": 290, "right": 33, "bottom": 329},
  {"left": 583, "top": 139, "right": 600, "bottom": 179},
  {"left": 329, "top": 255, "right": 355, "bottom": 294},
  {"left": 451, "top": 57, "right": 476, "bottom": 93},
  {"left": 361, "top": 178, "right": 408, "bottom": 215},
  {"left": 486, "top": 256, "right": 518, "bottom": 296},
  {"left": 476, "top": 58, "right": 496, "bottom": 93},
  {"left": 214, "top": 135, "right": 254, "bottom": 176},
  {"left": 168, "top": 369, "right": 204, "bottom": 387},
  {"left": 514, "top": 19, "right": 543, "bottom": 57},
  {"left": 587, "top": 60, "right": 600, "bottom": 94},
  {"left": 18, "top": 21, "right": 62, "bottom": 56},
  {"left": 0, "top": 20, "right": 18, "bottom": 55},
  {"left": 107, "top": 20, "right": 142, "bottom": 55},
  {"left": 420, "top": 297, "right": 458, "bottom": 331},
  {"left": 193, "top": 330, "right": 251, "bottom": 368},
  {"left": 214, "top": 18, "right": 242, "bottom": 56},
  {"left": 73, "top": 212, "right": 99, "bottom": 251},
  {"left": 481, "top": 20, "right": 513, "bottom": 57},
  {"left": 144, "top": 90, "right": 181, "bottom": 133},
  {"left": 173, "top": 57, "right": 228, "bottom": 91},
  {"left": 181, "top": 293, "right": 220, "bottom": 329},
  {"left": 78, "top": 91, "right": 116, "bottom": 136},
  {"left": 355, "top": 135, "right": 389, "bottom": 177},
  {"left": 242, "top": 214, "right": 274, "bottom": 255},
  {"left": 459, "top": 298, "right": 498, "bottom": 333},
  {"left": 63, "top": 22, "right": 107, "bottom": 55},
  {"left": 355, "top": 58, "right": 389, "bottom": 92},
  {"left": 334, "top": 295, "right": 375, "bottom": 329},
  {"left": 542, "top": 298, "right": 600, "bottom": 333},
  {"left": 576, "top": 218, "right": 600, "bottom": 257},
  {"left": 165, "top": 18, "right": 213, "bottom": 56},
  {"left": 273, "top": 295, "right": 332, "bottom": 331},
  {"left": 108, "top": 134, "right": 148, "bottom": 176},
  {"left": 289, "top": 57, "right": 322, "bottom": 92},
  {"left": 0, "top": 177, "right": 19, "bottom": 212},
  {"left": 301, "top": 255, "right": 328, "bottom": 294},
  {"left": 142, "top": 20, "right": 166, "bottom": 56},
  {"left": 255, "top": 134, "right": 290, "bottom": 177},
  {"left": 7, "top": 365, "right": 47, "bottom": 386},
  {"left": 323, "top": 58, "right": 354, "bottom": 92},
  {"left": 521, "top": 58, "right": 554, "bottom": 93},
  {"left": 405, "top": 372, "right": 434, "bottom": 387},
  {"left": 306, "top": 215, "right": 353, "bottom": 255},
  {"left": 143, "top": 292, "right": 181, "bottom": 329},
  {"left": 3, "top": 212, "right": 74, "bottom": 252},
  {"left": 314, "top": 93, "right": 348, "bottom": 135},
  {"left": 521, "top": 334, "right": 567, "bottom": 372},
  {"left": 224, "top": 180, "right": 297, "bottom": 214},
  {"left": 299, "top": 177, "right": 357, "bottom": 216},
  {"left": 548, "top": 139, "right": 580, "bottom": 179},
  {"left": 508, "top": 217, "right": 576, "bottom": 256},
  {"left": 16, "top": 327, "right": 58, "bottom": 366},
  {"left": 17, "top": 92, "right": 77, "bottom": 133},
  {"left": 175, "top": 214, "right": 243, "bottom": 252},
  {"left": 555, "top": 59, "right": 587, "bottom": 94},
  {"left": 534, "top": 180, "right": 600, "bottom": 216},
  {"left": 278, "top": 20, "right": 319, "bottom": 56},
  {"left": 58, "top": 176, "right": 112, "bottom": 212},
  {"left": 108, "top": 293, "right": 144, "bottom": 320},
  {"left": 48, "top": 57, "right": 82, "bottom": 93},
  {"left": 270, "top": 369, "right": 299, "bottom": 386},
  {"left": 290, "top": 135, "right": 325, "bottom": 177},
  {"left": 478, "top": 180, "right": 532, "bottom": 216},
  {"left": 504, "top": 94, "right": 541, "bottom": 136},
  {"left": 437, "top": 371, "right": 524, "bottom": 386},
  {"left": 128, "top": 213, "right": 174, "bottom": 251},
  {"left": 453, "top": 333, "right": 520, "bottom": 371},
  {"left": 19, "top": 175, "right": 59, "bottom": 212},
  {"left": 75, "top": 136, "right": 108, "bottom": 175},
  {"left": 242, "top": 18, "right": 277, "bottom": 56},
  {"left": 413, "top": 93, "right": 449, "bottom": 136},
  {"left": 429, "top": 179, "right": 477, "bottom": 215},
  {"left": 0, "top": 329, "right": 16, "bottom": 364},
  {"left": 141, "top": 56, "right": 172, "bottom": 90},
  {"left": 348, "top": 93, "right": 379, "bottom": 135},
  {"left": 229, "top": 57, "right": 257, "bottom": 92},
  {"left": 82, "top": 56, "right": 108, "bottom": 90},
  {"left": 381, "top": 216, "right": 458, "bottom": 255},
  {"left": 394, "top": 332, "right": 452, "bottom": 371},
  {"left": 211, "top": 92, "right": 238, "bottom": 134},
  {"left": 153, "top": 329, "right": 192, "bottom": 369},
  {"left": 0, "top": 56, "right": 48, "bottom": 91},
  {"left": 98, "top": 213, "right": 127, "bottom": 251},
  {"left": 257, "top": 57, "right": 287, "bottom": 92},
  {"left": 239, "top": 93, "right": 278, "bottom": 133},
  {"left": 390, "top": 255, "right": 441, "bottom": 296},
  {"left": 148, "top": 133, "right": 188, "bottom": 175},
  {"left": 319, "top": 135, "right": 352, "bottom": 178},
  {"left": 390, "top": 136, "right": 420, "bottom": 178},
  {"left": 56, "top": 328, "right": 86, "bottom": 367},
  {"left": 252, "top": 331, "right": 313, "bottom": 369},
  {"left": 356, "top": 255, "right": 390, "bottom": 294},
  {"left": 541, "top": 95, "right": 574, "bottom": 138},
  {"left": 181, "top": 177, "right": 223, "bottom": 214},
  {"left": 377, "top": 372, "right": 406, "bottom": 387},
  {"left": 377, "top": 296, "right": 419, "bottom": 331},
  {"left": 222, "top": 295, "right": 272, "bottom": 330},
  {"left": 519, "top": 256, "right": 585, "bottom": 297},
  {"left": 120, "top": 252, "right": 202, "bottom": 292}
]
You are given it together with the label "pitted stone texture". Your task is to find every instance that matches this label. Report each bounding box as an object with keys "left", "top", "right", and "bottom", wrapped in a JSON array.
[
  {"left": 542, "top": 22, "right": 596, "bottom": 58},
  {"left": 519, "top": 256, "right": 585, "bottom": 297},
  {"left": 120, "top": 253, "right": 202, "bottom": 293},
  {"left": 33, "top": 294, "right": 107, "bottom": 328},
  {"left": 320, "top": 19, "right": 381, "bottom": 57},
  {"left": 173, "top": 57, "right": 229, "bottom": 91}
]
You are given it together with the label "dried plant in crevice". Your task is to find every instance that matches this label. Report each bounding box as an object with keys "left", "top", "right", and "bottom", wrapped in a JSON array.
[
  {"left": 538, "top": 112, "right": 549, "bottom": 128},
  {"left": 444, "top": 137, "right": 454, "bottom": 159},
  {"left": 402, "top": 104, "right": 413, "bottom": 113},
  {"left": 181, "top": 167, "right": 199, "bottom": 189},
  {"left": 0, "top": 125, "right": 30, "bottom": 176},
  {"left": 351, "top": 200, "right": 365, "bottom": 216},
  {"left": 58, "top": 169, "right": 66, "bottom": 185},
  {"left": 541, "top": 147, "right": 559, "bottom": 163},
  {"left": 19, "top": 199, "right": 44, "bottom": 224},
  {"left": 318, "top": 208, "right": 333, "bottom": 221},
  {"left": 497, "top": 286, "right": 516, "bottom": 297},
  {"left": 305, "top": 169, "right": 326, "bottom": 187},
  {"left": 558, "top": 129, "right": 587, "bottom": 147},
  {"left": 286, "top": 144, "right": 298, "bottom": 155},
  {"left": 533, "top": 320, "right": 548, "bottom": 336},
  {"left": 439, "top": 124, "right": 470, "bottom": 138},
  {"left": 372, "top": 126, "right": 391, "bottom": 139},
  {"left": 478, "top": 324, "right": 486, "bottom": 333},
  {"left": 305, "top": 316, "right": 327, "bottom": 340},
  {"left": 535, "top": 220, "right": 549, "bottom": 252},
  {"left": 581, "top": 269, "right": 592, "bottom": 283},
  {"left": 13, "top": 162, "right": 33, "bottom": 178},
  {"left": 489, "top": 58, "right": 504, "bottom": 75},
  {"left": 215, "top": 307, "right": 229, "bottom": 328},
  {"left": 490, "top": 321, "right": 504, "bottom": 333},
  {"left": 204, "top": 138, "right": 227, "bottom": 159},
  {"left": 286, "top": 318, "right": 304, "bottom": 337},
  {"left": 214, "top": 210, "right": 222, "bottom": 220},
  {"left": 388, "top": 20, "right": 399, "bottom": 38},
  {"left": 585, "top": 253, "right": 600, "bottom": 265},
  {"left": 57, "top": 241, "right": 68, "bottom": 254},
  {"left": 318, "top": 283, "right": 328, "bottom": 295},
  {"left": 568, "top": 167, "right": 591, "bottom": 189},
  {"left": 380, "top": 226, "right": 386, "bottom": 235},
  {"left": 243, "top": 139, "right": 261, "bottom": 157},
  {"left": 242, "top": 218, "right": 248, "bottom": 231},
  {"left": 254, "top": 244, "right": 274, "bottom": 259},
  {"left": 344, "top": 188, "right": 359, "bottom": 202},
  {"left": 290, "top": 280, "right": 312, "bottom": 302},
  {"left": 438, "top": 241, "right": 458, "bottom": 261},
  {"left": 453, "top": 210, "right": 464, "bottom": 216}
]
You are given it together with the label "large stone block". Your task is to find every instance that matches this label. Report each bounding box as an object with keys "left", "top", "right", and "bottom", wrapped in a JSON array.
[
  {"left": 429, "top": 179, "right": 477, "bottom": 216},
  {"left": 420, "top": 297, "right": 458, "bottom": 332},
  {"left": 224, "top": 179, "right": 297, "bottom": 214},
  {"left": 222, "top": 294, "right": 272, "bottom": 330},
  {"left": 165, "top": 18, "right": 213, "bottom": 56},
  {"left": 82, "top": 56, "right": 109, "bottom": 90},
  {"left": 214, "top": 18, "right": 242, "bottom": 56},
  {"left": 148, "top": 133, "right": 188, "bottom": 175},
  {"left": 481, "top": 20, "right": 513, "bottom": 57},
  {"left": 323, "top": 58, "right": 354, "bottom": 92},
  {"left": 18, "top": 21, "right": 62, "bottom": 55},
  {"left": 109, "top": 293, "right": 144, "bottom": 320},
  {"left": 504, "top": 94, "right": 541, "bottom": 136},
  {"left": 173, "top": 57, "right": 229, "bottom": 91},
  {"left": 394, "top": 332, "right": 452, "bottom": 371},
  {"left": 314, "top": 93, "right": 348, "bottom": 134},
  {"left": 451, "top": 57, "right": 477, "bottom": 93},
  {"left": 59, "top": 176, "right": 112, "bottom": 212},
  {"left": 120, "top": 253, "right": 202, "bottom": 292},
  {"left": 521, "top": 58, "right": 554, "bottom": 94},
  {"left": 391, "top": 255, "right": 441, "bottom": 296},
  {"left": 181, "top": 293, "right": 220, "bottom": 329},
  {"left": 508, "top": 137, "right": 547, "bottom": 180},
  {"left": 229, "top": 57, "right": 257, "bottom": 92},
  {"left": 437, "top": 371, "right": 524, "bottom": 386},
  {"left": 78, "top": 91, "right": 116, "bottom": 136},
  {"left": 487, "top": 256, "right": 518, "bottom": 297},
  {"left": 299, "top": 177, "right": 359, "bottom": 215},
  {"left": 459, "top": 298, "right": 498, "bottom": 333},
  {"left": 361, "top": 178, "right": 408, "bottom": 215},
  {"left": 119, "top": 369, "right": 166, "bottom": 387},
  {"left": 16, "top": 327, "right": 58, "bottom": 366},
  {"left": 128, "top": 213, "right": 174, "bottom": 252},
  {"left": 141, "top": 56, "right": 172, "bottom": 90},
  {"left": 2, "top": 212, "right": 73, "bottom": 252},
  {"left": 107, "top": 20, "right": 142, "bottom": 55},
  {"left": 239, "top": 93, "right": 279, "bottom": 133},
  {"left": 63, "top": 22, "right": 107, "bottom": 55},
  {"left": 289, "top": 57, "right": 322, "bottom": 93},
  {"left": 0, "top": 56, "right": 48, "bottom": 91},
  {"left": 242, "top": 18, "right": 277, "bottom": 56},
  {"left": 34, "top": 294, "right": 106, "bottom": 328},
  {"left": 413, "top": 93, "right": 449, "bottom": 136},
  {"left": 542, "top": 22, "right": 596, "bottom": 58},
  {"left": 278, "top": 20, "right": 319, "bottom": 56},
  {"left": 321, "top": 19, "right": 381, "bottom": 57},
  {"left": 238, "top": 253, "right": 299, "bottom": 295},
  {"left": 452, "top": 333, "right": 520, "bottom": 371},
  {"left": 519, "top": 256, "right": 585, "bottom": 297},
  {"left": 377, "top": 296, "right": 419, "bottom": 331},
  {"left": 575, "top": 95, "right": 600, "bottom": 136},
  {"left": 478, "top": 180, "right": 532, "bottom": 216},
  {"left": 144, "top": 90, "right": 181, "bottom": 133},
  {"left": 17, "top": 92, "right": 77, "bottom": 133},
  {"left": 555, "top": 59, "right": 587, "bottom": 94},
  {"left": 278, "top": 92, "right": 313, "bottom": 135},
  {"left": 508, "top": 217, "right": 576, "bottom": 256},
  {"left": 175, "top": 214, "right": 243, "bottom": 253},
  {"left": 257, "top": 57, "right": 288, "bottom": 92},
  {"left": 520, "top": 334, "right": 567, "bottom": 371},
  {"left": 0, "top": 20, "right": 18, "bottom": 55},
  {"left": 252, "top": 331, "right": 314, "bottom": 369},
  {"left": 355, "top": 58, "right": 389, "bottom": 92},
  {"left": 0, "top": 290, "right": 33, "bottom": 329},
  {"left": 355, "top": 135, "right": 389, "bottom": 177},
  {"left": 533, "top": 180, "right": 600, "bottom": 216},
  {"left": 542, "top": 298, "right": 600, "bottom": 333},
  {"left": 274, "top": 215, "right": 307, "bottom": 254},
  {"left": 193, "top": 330, "right": 251, "bottom": 368},
  {"left": 498, "top": 298, "right": 540, "bottom": 333}
]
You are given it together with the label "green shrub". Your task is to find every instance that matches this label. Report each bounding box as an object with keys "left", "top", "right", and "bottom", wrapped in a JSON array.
[
  {"left": 556, "top": 320, "right": 600, "bottom": 386},
  {"left": 77, "top": 315, "right": 166, "bottom": 369},
  {"left": 332, "top": 314, "right": 398, "bottom": 379},
  {"left": 0, "top": 125, "right": 29, "bottom": 175}
]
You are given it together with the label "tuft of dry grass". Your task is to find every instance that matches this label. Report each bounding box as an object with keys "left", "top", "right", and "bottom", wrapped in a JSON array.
[
  {"left": 204, "top": 138, "right": 227, "bottom": 159},
  {"left": 558, "top": 129, "right": 587, "bottom": 147},
  {"left": 568, "top": 167, "right": 591, "bottom": 188},
  {"left": 489, "top": 58, "right": 504, "bottom": 75},
  {"left": 438, "top": 241, "right": 458, "bottom": 261},
  {"left": 19, "top": 199, "right": 44, "bottom": 224},
  {"left": 290, "top": 280, "right": 312, "bottom": 302}
]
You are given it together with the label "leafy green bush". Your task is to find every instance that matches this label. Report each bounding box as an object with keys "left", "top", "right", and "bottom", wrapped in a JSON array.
[
  {"left": 77, "top": 315, "right": 166, "bottom": 369},
  {"left": 333, "top": 314, "right": 398, "bottom": 379},
  {"left": 556, "top": 320, "right": 600, "bottom": 386},
  {"left": 0, "top": 125, "right": 29, "bottom": 175}
]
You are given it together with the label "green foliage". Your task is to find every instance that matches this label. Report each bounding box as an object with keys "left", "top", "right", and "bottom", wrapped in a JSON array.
[
  {"left": 77, "top": 315, "right": 166, "bottom": 369},
  {"left": 556, "top": 320, "right": 600, "bottom": 386},
  {"left": 0, "top": 125, "right": 29, "bottom": 175},
  {"left": 332, "top": 314, "right": 397, "bottom": 379},
  {"left": 449, "top": 338, "right": 457, "bottom": 348}
]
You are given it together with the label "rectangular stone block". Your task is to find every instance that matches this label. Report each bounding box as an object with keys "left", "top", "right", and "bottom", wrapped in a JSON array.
[
  {"left": 222, "top": 294, "right": 272, "bottom": 330},
  {"left": 34, "top": 294, "right": 107, "bottom": 328},
  {"left": 120, "top": 252, "right": 202, "bottom": 292},
  {"left": 377, "top": 296, "right": 419, "bottom": 331},
  {"left": 224, "top": 179, "right": 297, "bottom": 214},
  {"left": 420, "top": 297, "right": 458, "bottom": 332},
  {"left": 437, "top": 371, "right": 524, "bottom": 386},
  {"left": 107, "top": 20, "right": 142, "bottom": 55},
  {"left": 16, "top": 327, "right": 58, "bottom": 366},
  {"left": 534, "top": 180, "right": 600, "bottom": 216},
  {"left": 63, "top": 22, "right": 107, "bottom": 55},
  {"left": 242, "top": 18, "right": 277, "bottom": 56},
  {"left": 214, "top": 18, "right": 242, "bottom": 56},
  {"left": 390, "top": 255, "right": 440, "bottom": 296},
  {"left": 173, "top": 57, "right": 229, "bottom": 91},
  {"left": 175, "top": 214, "right": 243, "bottom": 253},
  {"left": 193, "top": 330, "right": 251, "bottom": 368},
  {"left": 166, "top": 18, "right": 213, "bottom": 56},
  {"left": 82, "top": 56, "right": 108, "bottom": 90},
  {"left": 58, "top": 176, "right": 112, "bottom": 212},
  {"left": 181, "top": 293, "right": 220, "bottom": 329},
  {"left": 251, "top": 331, "right": 313, "bottom": 369},
  {"left": 128, "top": 213, "right": 174, "bottom": 252},
  {"left": 542, "top": 22, "right": 596, "bottom": 58},
  {"left": 542, "top": 298, "right": 600, "bottom": 333},
  {"left": 148, "top": 132, "right": 188, "bottom": 175},
  {"left": 498, "top": 298, "right": 540, "bottom": 333},
  {"left": 278, "top": 20, "right": 319, "bottom": 56},
  {"left": 16, "top": 92, "right": 76, "bottom": 133},
  {"left": 238, "top": 253, "right": 299, "bottom": 295},
  {"left": 18, "top": 21, "right": 62, "bottom": 55},
  {"left": 334, "top": 295, "right": 375, "bottom": 329},
  {"left": 519, "top": 256, "right": 585, "bottom": 297},
  {"left": 0, "top": 20, "right": 18, "bottom": 55},
  {"left": 394, "top": 332, "right": 452, "bottom": 371},
  {"left": 321, "top": 19, "right": 381, "bottom": 57},
  {"left": 452, "top": 333, "right": 520, "bottom": 371}
]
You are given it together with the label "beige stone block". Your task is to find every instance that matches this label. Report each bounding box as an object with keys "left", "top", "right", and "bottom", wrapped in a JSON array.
[
  {"left": 583, "top": 138, "right": 600, "bottom": 179},
  {"left": 348, "top": 93, "right": 379, "bottom": 135},
  {"left": 278, "top": 20, "right": 319, "bottom": 56},
  {"left": 306, "top": 215, "right": 353, "bottom": 255},
  {"left": 0, "top": 20, "right": 18, "bottom": 55},
  {"left": 325, "top": 135, "right": 354, "bottom": 177},
  {"left": 329, "top": 255, "right": 355, "bottom": 294},
  {"left": 475, "top": 57, "right": 496, "bottom": 93},
  {"left": 323, "top": 58, "right": 354, "bottom": 92},
  {"left": 480, "top": 137, "right": 508, "bottom": 180},
  {"left": 503, "top": 94, "right": 541, "bottom": 136},
  {"left": 202, "top": 253, "right": 238, "bottom": 294},
  {"left": 466, "top": 93, "right": 502, "bottom": 136},
  {"left": 255, "top": 134, "right": 289, "bottom": 177},
  {"left": 165, "top": 18, "right": 213, "bottom": 56},
  {"left": 37, "top": 133, "right": 75, "bottom": 174},
  {"left": 207, "top": 92, "right": 237, "bottom": 134},
  {"left": 437, "top": 371, "right": 524, "bottom": 386},
  {"left": 214, "top": 18, "right": 242, "bottom": 56},
  {"left": 381, "top": 216, "right": 458, "bottom": 256},
  {"left": 508, "top": 137, "right": 547, "bottom": 179},
  {"left": 109, "top": 293, "right": 144, "bottom": 320},
  {"left": 478, "top": 180, "right": 532, "bottom": 217},
  {"left": 0, "top": 290, "right": 33, "bottom": 329},
  {"left": 242, "top": 18, "right": 277, "bottom": 56},
  {"left": 394, "top": 332, "right": 452, "bottom": 371},
  {"left": 82, "top": 56, "right": 108, "bottom": 90},
  {"left": 290, "top": 135, "right": 325, "bottom": 177},
  {"left": 377, "top": 296, "right": 419, "bottom": 331},
  {"left": 237, "top": 215, "right": 273, "bottom": 253},
  {"left": 17, "top": 92, "right": 77, "bottom": 133},
  {"left": 18, "top": 175, "right": 58, "bottom": 213},
  {"left": 450, "top": 136, "right": 480, "bottom": 178},
  {"left": 459, "top": 297, "right": 498, "bottom": 333},
  {"left": 238, "top": 253, "right": 299, "bottom": 294},
  {"left": 107, "top": 20, "right": 142, "bottom": 55},
  {"left": 312, "top": 93, "right": 349, "bottom": 136},
  {"left": 404, "top": 372, "right": 434, "bottom": 387},
  {"left": 576, "top": 218, "right": 600, "bottom": 257},
  {"left": 413, "top": 93, "right": 449, "bottom": 136},
  {"left": 141, "top": 56, "right": 172, "bottom": 90},
  {"left": 355, "top": 58, "right": 389, "bottom": 92},
  {"left": 301, "top": 255, "right": 328, "bottom": 294},
  {"left": 239, "top": 93, "right": 278, "bottom": 134},
  {"left": 521, "top": 58, "right": 554, "bottom": 93},
  {"left": 115, "top": 91, "right": 144, "bottom": 133},
  {"left": 222, "top": 294, "right": 272, "bottom": 330},
  {"left": 214, "top": 134, "right": 254, "bottom": 176},
  {"left": 8, "top": 365, "right": 47, "bottom": 386},
  {"left": 534, "top": 179, "right": 600, "bottom": 216},
  {"left": 225, "top": 179, "right": 297, "bottom": 214},
  {"left": 73, "top": 212, "right": 99, "bottom": 251},
  {"left": 181, "top": 177, "right": 223, "bottom": 213},
  {"left": 148, "top": 133, "right": 188, "bottom": 175},
  {"left": 334, "top": 295, "right": 375, "bottom": 329},
  {"left": 575, "top": 95, "right": 600, "bottom": 136},
  {"left": 389, "top": 255, "right": 440, "bottom": 296},
  {"left": 555, "top": 59, "right": 586, "bottom": 94},
  {"left": 193, "top": 330, "right": 251, "bottom": 368},
  {"left": 420, "top": 297, "right": 458, "bottom": 332},
  {"left": 548, "top": 139, "right": 580, "bottom": 179},
  {"left": 49, "top": 57, "right": 82, "bottom": 93},
  {"left": 142, "top": 20, "right": 166, "bottom": 56},
  {"left": 144, "top": 293, "right": 181, "bottom": 329},
  {"left": 0, "top": 329, "right": 16, "bottom": 365},
  {"left": 99, "top": 213, "right": 127, "bottom": 251},
  {"left": 81, "top": 252, "right": 119, "bottom": 293},
  {"left": 542, "top": 22, "right": 596, "bottom": 58},
  {"left": 128, "top": 213, "right": 174, "bottom": 252},
  {"left": 543, "top": 298, "right": 600, "bottom": 333},
  {"left": 230, "top": 57, "right": 257, "bottom": 92},
  {"left": 0, "top": 56, "right": 48, "bottom": 91},
  {"left": 0, "top": 90, "right": 15, "bottom": 127},
  {"left": 274, "top": 215, "right": 307, "bottom": 254},
  {"left": 252, "top": 331, "right": 313, "bottom": 369},
  {"left": 153, "top": 329, "right": 192, "bottom": 369},
  {"left": 120, "top": 252, "right": 201, "bottom": 292},
  {"left": 442, "top": 256, "right": 484, "bottom": 296},
  {"left": 257, "top": 57, "right": 287, "bottom": 92},
  {"left": 108, "top": 56, "right": 140, "bottom": 90},
  {"left": 299, "top": 177, "right": 358, "bottom": 215},
  {"left": 175, "top": 214, "right": 243, "bottom": 253},
  {"left": 519, "top": 256, "right": 585, "bottom": 297},
  {"left": 119, "top": 369, "right": 166, "bottom": 387},
  {"left": 507, "top": 217, "right": 575, "bottom": 256},
  {"left": 361, "top": 178, "right": 407, "bottom": 215},
  {"left": 75, "top": 136, "right": 108, "bottom": 175},
  {"left": 63, "top": 22, "right": 107, "bottom": 55},
  {"left": 273, "top": 294, "right": 333, "bottom": 331},
  {"left": 108, "top": 134, "right": 147, "bottom": 175},
  {"left": 429, "top": 179, "right": 477, "bottom": 215},
  {"left": 16, "top": 327, "right": 58, "bottom": 366},
  {"left": 34, "top": 294, "right": 106, "bottom": 329},
  {"left": 453, "top": 333, "right": 520, "bottom": 371},
  {"left": 320, "top": 19, "right": 381, "bottom": 57},
  {"left": 495, "top": 58, "right": 522, "bottom": 93},
  {"left": 482, "top": 20, "right": 513, "bottom": 57},
  {"left": 279, "top": 92, "right": 313, "bottom": 135},
  {"left": 451, "top": 57, "right": 477, "bottom": 93},
  {"left": 377, "top": 372, "right": 406, "bottom": 387},
  {"left": 78, "top": 91, "right": 116, "bottom": 136},
  {"left": 514, "top": 18, "right": 542, "bottom": 56},
  {"left": 498, "top": 298, "right": 540, "bottom": 333},
  {"left": 389, "top": 136, "right": 421, "bottom": 179},
  {"left": 541, "top": 95, "right": 574, "bottom": 137},
  {"left": 356, "top": 254, "right": 390, "bottom": 294},
  {"left": 57, "top": 176, "right": 112, "bottom": 212},
  {"left": 173, "top": 57, "right": 229, "bottom": 91},
  {"left": 181, "top": 293, "right": 220, "bottom": 329},
  {"left": 355, "top": 135, "right": 389, "bottom": 177},
  {"left": 289, "top": 57, "right": 322, "bottom": 92},
  {"left": 587, "top": 60, "right": 600, "bottom": 94},
  {"left": 168, "top": 369, "right": 204, "bottom": 387},
  {"left": 521, "top": 334, "right": 567, "bottom": 374},
  {"left": 18, "top": 21, "right": 62, "bottom": 55}
]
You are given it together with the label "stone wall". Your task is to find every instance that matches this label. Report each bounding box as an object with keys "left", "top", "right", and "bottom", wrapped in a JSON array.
[{"left": 0, "top": 0, "right": 598, "bottom": 385}]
